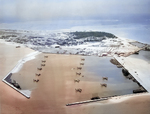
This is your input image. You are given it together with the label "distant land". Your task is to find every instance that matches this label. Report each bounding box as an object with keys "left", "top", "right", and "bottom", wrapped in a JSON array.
[
  {"left": 0, "top": 29, "right": 150, "bottom": 114},
  {"left": 0, "top": 29, "right": 150, "bottom": 56},
  {"left": 71, "top": 31, "right": 117, "bottom": 39}
]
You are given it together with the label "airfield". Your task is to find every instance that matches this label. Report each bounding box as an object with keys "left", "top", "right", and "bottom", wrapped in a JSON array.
[{"left": 0, "top": 40, "right": 150, "bottom": 114}]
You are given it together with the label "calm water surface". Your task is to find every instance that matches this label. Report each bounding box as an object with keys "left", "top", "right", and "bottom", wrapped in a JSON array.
[
  {"left": 130, "top": 50, "right": 150, "bottom": 62},
  {"left": 83, "top": 56, "right": 140, "bottom": 97}
]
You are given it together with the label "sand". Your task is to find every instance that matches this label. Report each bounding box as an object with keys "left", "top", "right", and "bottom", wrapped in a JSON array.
[
  {"left": 0, "top": 43, "right": 35, "bottom": 80},
  {"left": 68, "top": 93, "right": 150, "bottom": 114},
  {"left": 0, "top": 42, "right": 150, "bottom": 114}
]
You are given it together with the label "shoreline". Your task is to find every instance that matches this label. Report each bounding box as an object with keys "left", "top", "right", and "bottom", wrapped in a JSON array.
[{"left": 0, "top": 38, "right": 150, "bottom": 114}]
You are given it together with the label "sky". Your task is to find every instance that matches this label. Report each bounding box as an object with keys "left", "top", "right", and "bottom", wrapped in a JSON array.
[
  {"left": 0, "top": 0, "right": 150, "bottom": 43},
  {"left": 0, "top": 0, "right": 150, "bottom": 23}
]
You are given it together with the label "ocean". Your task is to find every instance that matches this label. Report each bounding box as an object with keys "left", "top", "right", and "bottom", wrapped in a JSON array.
[{"left": 0, "top": 21, "right": 150, "bottom": 44}]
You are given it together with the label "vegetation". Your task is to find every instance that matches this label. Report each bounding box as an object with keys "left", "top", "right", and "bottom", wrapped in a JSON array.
[{"left": 71, "top": 31, "right": 117, "bottom": 39}]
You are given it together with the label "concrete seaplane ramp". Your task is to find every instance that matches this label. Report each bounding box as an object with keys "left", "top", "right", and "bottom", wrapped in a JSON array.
[{"left": 114, "top": 53, "right": 150, "bottom": 93}]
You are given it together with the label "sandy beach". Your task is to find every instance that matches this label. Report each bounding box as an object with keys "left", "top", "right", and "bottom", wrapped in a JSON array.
[
  {"left": 0, "top": 42, "right": 150, "bottom": 114},
  {"left": 0, "top": 42, "right": 35, "bottom": 80},
  {"left": 66, "top": 93, "right": 150, "bottom": 114}
]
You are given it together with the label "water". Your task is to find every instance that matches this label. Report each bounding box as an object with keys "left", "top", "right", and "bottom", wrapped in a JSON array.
[
  {"left": 8, "top": 54, "right": 141, "bottom": 98},
  {"left": 71, "top": 24, "right": 150, "bottom": 44},
  {"left": 129, "top": 50, "right": 150, "bottom": 63},
  {"left": 130, "top": 42, "right": 146, "bottom": 48},
  {"left": 82, "top": 56, "right": 139, "bottom": 97},
  {"left": 1, "top": 21, "right": 150, "bottom": 44}
]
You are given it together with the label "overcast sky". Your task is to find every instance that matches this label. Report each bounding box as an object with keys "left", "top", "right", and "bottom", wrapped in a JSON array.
[
  {"left": 0, "top": 0, "right": 150, "bottom": 24},
  {"left": 0, "top": 0, "right": 150, "bottom": 43}
]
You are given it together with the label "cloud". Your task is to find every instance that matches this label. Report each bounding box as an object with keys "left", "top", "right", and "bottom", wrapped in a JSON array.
[{"left": 0, "top": 0, "right": 150, "bottom": 23}]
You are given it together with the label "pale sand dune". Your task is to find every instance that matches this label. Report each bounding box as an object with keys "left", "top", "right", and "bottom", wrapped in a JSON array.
[{"left": 0, "top": 43, "right": 150, "bottom": 114}]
